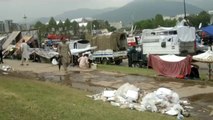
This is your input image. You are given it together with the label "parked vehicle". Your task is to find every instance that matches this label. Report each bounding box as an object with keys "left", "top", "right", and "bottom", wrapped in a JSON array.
[
  {"left": 141, "top": 26, "right": 196, "bottom": 55},
  {"left": 86, "top": 32, "right": 128, "bottom": 65},
  {"left": 128, "top": 25, "right": 197, "bottom": 67}
]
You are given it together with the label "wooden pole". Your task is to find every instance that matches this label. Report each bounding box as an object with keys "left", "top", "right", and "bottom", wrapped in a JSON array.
[{"left": 209, "top": 63, "right": 211, "bottom": 81}]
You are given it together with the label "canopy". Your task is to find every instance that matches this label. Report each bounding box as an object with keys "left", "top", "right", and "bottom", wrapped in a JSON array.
[
  {"left": 148, "top": 54, "right": 192, "bottom": 78},
  {"left": 192, "top": 50, "right": 213, "bottom": 63},
  {"left": 192, "top": 49, "right": 213, "bottom": 81},
  {"left": 201, "top": 25, "right": 213, "bottom": 36}
]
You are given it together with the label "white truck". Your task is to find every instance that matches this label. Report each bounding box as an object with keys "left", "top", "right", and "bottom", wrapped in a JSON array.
[
  {"left": 128, "top": 25, "right": 197, "bottom": 67},
  {"left": 92, "top": 49, "right": 127, "bottom": 65},
  {"left": 141, "top": 26, "right": 196, "bottom": 55}
]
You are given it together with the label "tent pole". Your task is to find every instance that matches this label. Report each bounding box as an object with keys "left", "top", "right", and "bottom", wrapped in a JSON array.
[{"left": 209, "top": 63, "right": 211, "bottom": 81}]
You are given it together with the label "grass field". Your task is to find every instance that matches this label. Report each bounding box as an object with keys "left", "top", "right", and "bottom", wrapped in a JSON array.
[
  {"left": 0, "top": 75, "right": 191, "bottom": 120},
  {"left": 98, "top": 64, "right": 156, "bottom": 76},
  {"left": 98, "top": 64, "right": 209, "bottom": 81}
]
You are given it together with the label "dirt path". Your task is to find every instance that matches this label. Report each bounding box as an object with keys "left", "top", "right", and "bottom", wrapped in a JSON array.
[{"left": 1, "top": 59, "right": 213, "bottom": 120}]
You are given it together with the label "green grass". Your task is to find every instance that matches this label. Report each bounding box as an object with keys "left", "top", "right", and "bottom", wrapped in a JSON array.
[
  {"left": 0, "top": 75, "right": 193, "bottom": 120},
  {"left": 97, "top": 64, "right": 212, "bottom": 82},
  {"left": 98, "top": 64, "right": 156, "bottom": 76}
]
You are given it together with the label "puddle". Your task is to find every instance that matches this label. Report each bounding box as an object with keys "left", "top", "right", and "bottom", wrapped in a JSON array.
[{"left": 186, "top": 93, "right": 213, "bottom": 120}]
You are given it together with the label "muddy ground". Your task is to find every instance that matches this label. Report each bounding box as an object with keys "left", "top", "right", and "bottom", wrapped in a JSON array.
[{"left": 1, "top": 59, "right": 213, "bottom": 120}]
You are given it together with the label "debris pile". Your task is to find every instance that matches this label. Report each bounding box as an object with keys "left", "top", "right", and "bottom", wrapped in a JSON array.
[
  {"left": 87, "top": 83, "right": 192, "bottom": 118},
  {"left": 0, "top": 65, "right": 14, "bottom": 74}
]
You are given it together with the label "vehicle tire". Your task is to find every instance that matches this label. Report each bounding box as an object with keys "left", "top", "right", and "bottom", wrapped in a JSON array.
[
  {"left": 101, "top": 58, "right": 108, "bottom": 64},
  {"left": 115, "top": 59, "right": 122, "bottom": 65},
  {"left": 132, "top": 63, "right": 140, "bottom": 68}
]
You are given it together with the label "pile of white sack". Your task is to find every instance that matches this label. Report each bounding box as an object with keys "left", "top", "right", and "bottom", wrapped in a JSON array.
[{"left": 87, "top": 83, "right": 191, "bottom": 118}]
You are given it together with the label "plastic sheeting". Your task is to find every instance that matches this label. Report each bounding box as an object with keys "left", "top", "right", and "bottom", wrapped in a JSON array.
[
  {"left": 88, "top": 83, "right": 191, "bottom": 117},
  {"left": 201, "top": 25, "right": 213, "bottom": 36},
  {"left": 148, "top": 54, "right": 192, "bottom": 77},
  {"left": 177, "top": 26, "right": 196, "bottom": 42}
]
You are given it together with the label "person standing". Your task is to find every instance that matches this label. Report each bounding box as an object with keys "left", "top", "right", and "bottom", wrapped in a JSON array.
[
  {"left": 0, "top": 41, "right": 3, "bottom": 64},
  {"left": 20, "top": 39, "right": 30, "bottom": 66},
  {"left": 127, "top": 46, "right": 137, "bottom": 67},
  {"left": 58, "top": 38, "right": 71, "bottom": 72}
]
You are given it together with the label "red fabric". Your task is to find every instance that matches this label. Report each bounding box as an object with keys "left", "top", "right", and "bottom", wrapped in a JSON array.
[
  {"left": 47, "top": 34, "right": 61, "bottom": 39},
  {"left": 148, "top": 54, "right": 192, "bottom": 78}
]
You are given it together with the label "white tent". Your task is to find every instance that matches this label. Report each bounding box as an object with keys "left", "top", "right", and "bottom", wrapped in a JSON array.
[
  {"left": 193, "top": 50, "right": 213, "bottom": 81},
  {"left": 193, "top": 50, "right": 213, "bottom": 63}
]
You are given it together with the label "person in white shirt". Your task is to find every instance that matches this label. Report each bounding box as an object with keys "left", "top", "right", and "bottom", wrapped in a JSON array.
[
  {"left": 78, "top": 54, "right": 89, "bottom": 69},
  {"left": 20, "top": 39, "right": 30, "bottom": 66}
]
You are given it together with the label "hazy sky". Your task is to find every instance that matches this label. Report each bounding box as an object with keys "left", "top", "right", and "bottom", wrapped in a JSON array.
[{"left": 0, "top": 0, "right": 133, "bottom": 22}]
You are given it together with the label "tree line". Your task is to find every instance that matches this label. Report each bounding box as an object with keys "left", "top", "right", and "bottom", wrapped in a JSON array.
[
  {"left": 134, "top": 11, "right": 211, "bottom": 30},
  {"left": 33, "top": 11, "right": 211, "bottom": 40}
]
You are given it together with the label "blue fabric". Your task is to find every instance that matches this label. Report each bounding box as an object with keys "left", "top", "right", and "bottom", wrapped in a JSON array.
[{"left": 202, "top": 25, "right": 213, "bottom": 36}]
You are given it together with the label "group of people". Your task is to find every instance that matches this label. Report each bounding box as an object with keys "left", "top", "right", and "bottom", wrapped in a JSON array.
[
  {"left": 57, "top": 38, "right": 91, "bottom": 72},
  {"left": 0, "top": 37, "right": 91, "bottom": 73}
]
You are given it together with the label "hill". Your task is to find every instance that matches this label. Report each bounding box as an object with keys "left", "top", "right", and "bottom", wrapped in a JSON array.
[
  {"left": 94, "top": 0, "right": 203, "bottom": 24},
  {"left": 184, "top": 0, "right": 213, "bottom": 11},
  {"left": 34, "top": 8, "right": 115, "bottom": 23},
  {"left": 35, "top": 0, "right": 211, "bottom": 24}
]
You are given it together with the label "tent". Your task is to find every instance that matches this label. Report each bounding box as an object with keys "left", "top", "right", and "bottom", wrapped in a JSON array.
[
  {"left": 148, "top": 54, "right": 192, "bottom": 78},
  {"left": 193, "top": 50, "right": 213, "bottom": 81},
  {"left": 201, "top": 25, "right": 213, "bottom": 36}
]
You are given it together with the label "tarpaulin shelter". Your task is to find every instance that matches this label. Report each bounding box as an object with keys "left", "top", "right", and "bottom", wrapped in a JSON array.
[
  {"left": 198, "top": 25, "right": 213, "bottom": 81},
  {"left": 15, "top": 36, "right": 33, "bottom": 49},
  {"left": 201, "top": 25, "right": 213, "bottom": 36},
  {"left": 87, "top": 32, "right": 127, "bottom": 51},
  {"left": 14, "top": 36, "right": 33, "bottom": 55},
  {"left": 148, "top": 54, "right": 192, "bottom": 78},
  {"left": 3, "top": 31, "right": 21, "bottom": 49}
]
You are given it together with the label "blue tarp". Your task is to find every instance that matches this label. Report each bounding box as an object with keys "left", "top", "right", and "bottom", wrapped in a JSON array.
[{"left": 202, "top": 25, "right": 213, "bottom": 36}]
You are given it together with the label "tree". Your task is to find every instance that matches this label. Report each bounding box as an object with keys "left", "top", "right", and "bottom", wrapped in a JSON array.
[
  {"left": 34, "top": 21, "right": 48, "bottom": 40},
  {"left": 92, "top": 20, "right": 100, "bottom": 30},
  {"left": 187, "top": 11, "right": 210, "bottom": 28},
  {"left": 154, "top": 14, "right": 164, "bottom": 27},
  {"left": 134, "top": 19, "right": 154, "bottom": 29},
  {"left": 34, "top": 21, "right": 44, "bottom": 29},
  {"left": 71, "top": 21, "right": 79, "bottom": 35},
  {"left": 197, "top": 11, "right": 210, "bottom": 27},
  {"left": 48, "top": 17, "right": 57, "bottom": 33},
  {"left": 58, "top": 20, "right": 64, "bottom": 33},
  {"left": 64, "top": 18, "right": 71, "bottom": 30},
  {"left": 86, "top": 21, "right": 93, "bottom": 33}
]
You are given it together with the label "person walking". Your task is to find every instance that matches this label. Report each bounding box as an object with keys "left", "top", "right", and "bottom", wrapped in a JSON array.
[
  {"left": 58, "top": 37, "right": 71, "bottom": 72},
  {"left": 0, "top": 41, "right": 3, "bottom": 64},
  {"left": 20, "top": 39, "right": 30, "bottom": 66}
]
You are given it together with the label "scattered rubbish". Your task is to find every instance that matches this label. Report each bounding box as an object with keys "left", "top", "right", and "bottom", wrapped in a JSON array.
[
  {"left": 210, "top": 111, "right": 213, "bottom": 116},
  {"left": 1, "top": 65, "right": 14, "bottom": 73},
  {"left": 184, "top": 106, "right": 194, "bottom": 109},
  {"left": 88, "top": 83, "right": 193, "bottom": 118},
  {"left": 91, "top": 63, "right": 97, "bottom": 70},
  {"left": 51, "top": 58, "right": 58, "bottom": 65},
  {"left": 177, "top": 112, "right": 184, "bottom": 120}
]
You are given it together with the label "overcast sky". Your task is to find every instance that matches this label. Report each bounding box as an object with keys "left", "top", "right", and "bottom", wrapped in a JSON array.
[{"left": 0, "top": 0, "right": 134, "bottom": 22}]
